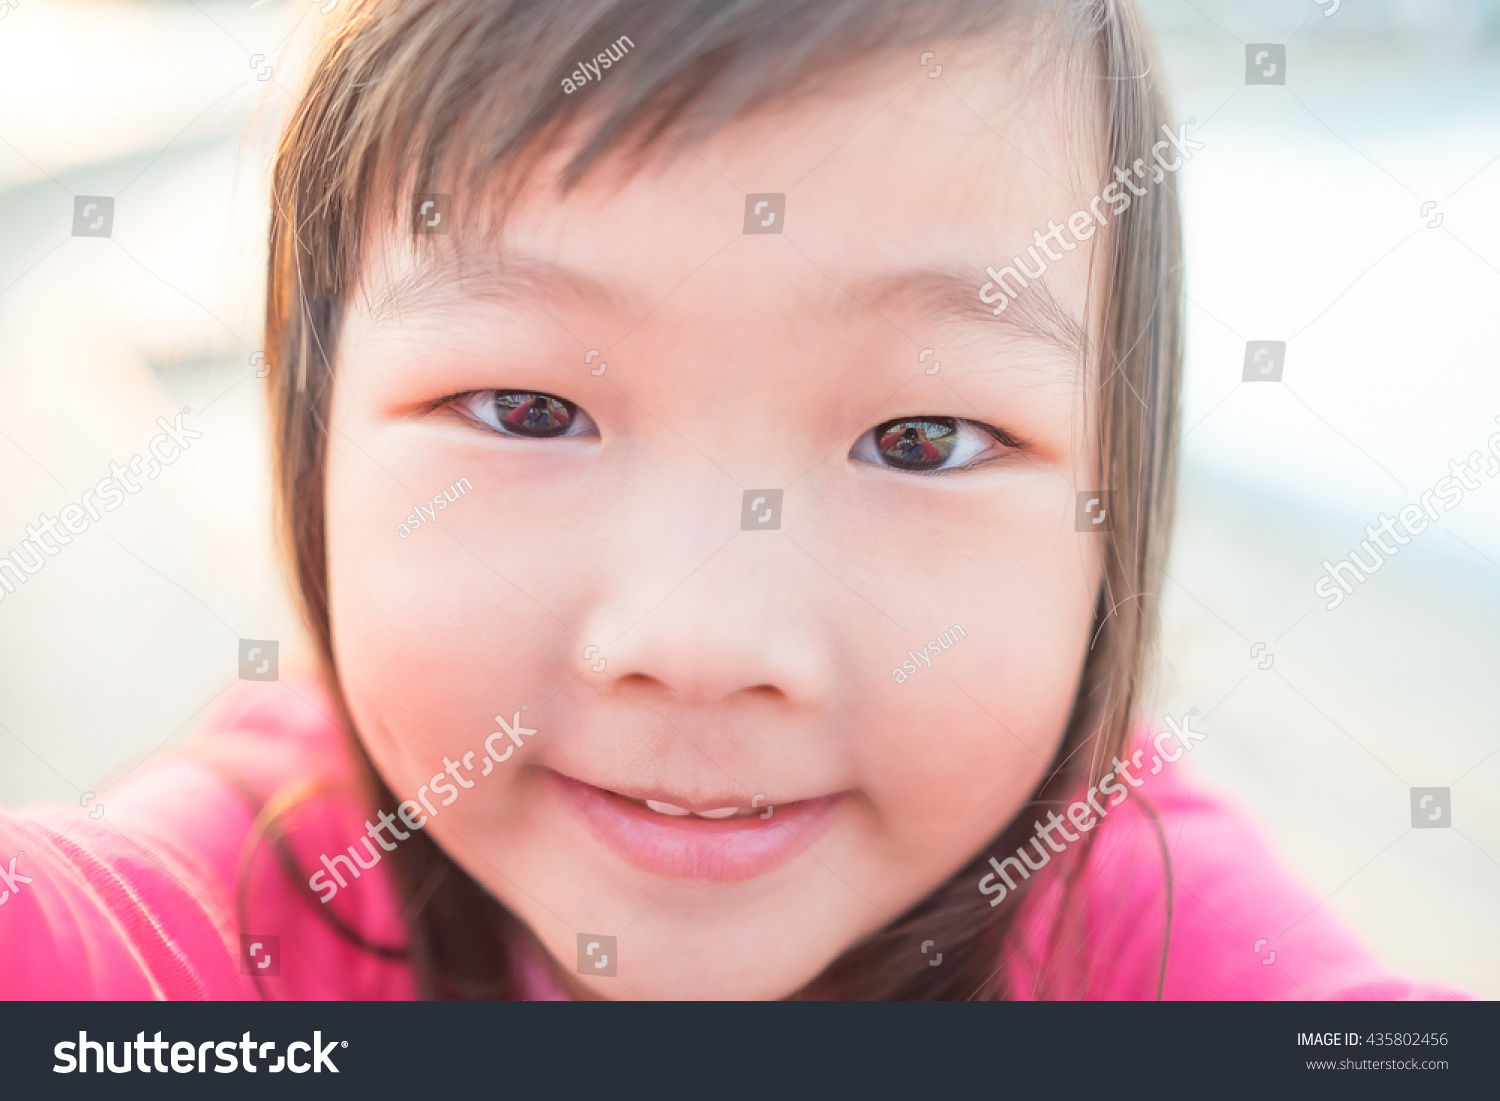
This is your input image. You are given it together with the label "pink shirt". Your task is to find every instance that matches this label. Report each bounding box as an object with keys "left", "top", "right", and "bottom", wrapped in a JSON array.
[{"left": 0, "top": 682, "right": 1466, "bottom": 1000}]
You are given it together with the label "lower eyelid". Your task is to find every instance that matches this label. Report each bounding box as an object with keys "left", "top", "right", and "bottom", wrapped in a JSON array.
[{"left": 908, "top": 454, "right": 998, "bottom": 476}]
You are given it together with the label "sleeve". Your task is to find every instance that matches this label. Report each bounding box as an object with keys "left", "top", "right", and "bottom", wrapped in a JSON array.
[
  {"left": 0, "top": 682, "right": 414, "bottom": 1001},
  {"left": 1074, "top": 765, "right": 1471, "bottom": 1001},
  {"left": 0, "top": 757, "right": 263, "bottom": 999}
]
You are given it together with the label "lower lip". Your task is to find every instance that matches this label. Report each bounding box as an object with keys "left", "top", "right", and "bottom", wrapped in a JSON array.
[{"left": 549, "top": 771, "right": 841, "bottom": 882}]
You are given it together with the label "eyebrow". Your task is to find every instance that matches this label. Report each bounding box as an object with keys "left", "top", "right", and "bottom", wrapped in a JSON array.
[
  {"left": 363, "top": 248, "right": 1090, "bottom": 368},
  {"left": 362, "top": 247, "right": 629, "bottom": 327},
  {"left": 850, "top": 266, "right": 1090, "bottom": 367}
]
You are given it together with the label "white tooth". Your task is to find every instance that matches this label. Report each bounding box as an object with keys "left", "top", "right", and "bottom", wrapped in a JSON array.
[
  {"left": 694, "top": 806, "right": 739, "bottom": 819},
  {"left": 645, "top": 799, "right": 691, "bottom": 817}
]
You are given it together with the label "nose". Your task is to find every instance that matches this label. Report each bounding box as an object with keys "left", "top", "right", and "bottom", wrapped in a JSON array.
[{"left": 582, "top": 502, "right": 835, "bottom": 710}]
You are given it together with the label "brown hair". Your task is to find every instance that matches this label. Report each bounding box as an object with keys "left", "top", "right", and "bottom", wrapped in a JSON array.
[{"left": 261, "top": 0, "right": 1181, "bottom": 999}]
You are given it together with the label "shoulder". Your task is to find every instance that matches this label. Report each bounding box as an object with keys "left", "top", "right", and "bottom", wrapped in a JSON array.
[
  {"left": 0, "top": 679, "right": 413, "bottom": 1000},
  {"left": 1058, "top": 736, "right": 1468, "bottom": 1001}
]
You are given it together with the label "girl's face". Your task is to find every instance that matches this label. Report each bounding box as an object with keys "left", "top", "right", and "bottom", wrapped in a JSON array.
[{"left": 326, "top": 42, "right": 1104, "bottom": 998}]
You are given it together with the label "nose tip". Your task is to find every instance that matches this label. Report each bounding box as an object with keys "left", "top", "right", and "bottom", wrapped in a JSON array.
[{"left": 580, "top": 496, "right": 838, "bottom": 710}]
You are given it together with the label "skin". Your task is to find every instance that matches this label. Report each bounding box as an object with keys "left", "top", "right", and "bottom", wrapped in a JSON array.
[{"left": 325, "top": 36, "right": 1105, "bottom": 999}]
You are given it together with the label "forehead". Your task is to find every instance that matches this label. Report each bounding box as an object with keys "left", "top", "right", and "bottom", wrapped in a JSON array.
[{"left": 350, "top": 33, "right": 1100, "bottom": 362}]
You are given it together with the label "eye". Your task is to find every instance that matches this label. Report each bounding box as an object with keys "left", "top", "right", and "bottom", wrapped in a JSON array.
[
  {"left": 851, "top": 416, "right": 1014, "bottom": 475},
  {"left": 454, "top": 390, "right": 597, "bottom": 439}
]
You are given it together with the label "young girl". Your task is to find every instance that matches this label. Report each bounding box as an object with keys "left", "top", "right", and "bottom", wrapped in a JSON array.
[{"left": 0, "top": 0, "right": 1466, "bottom": 1001}]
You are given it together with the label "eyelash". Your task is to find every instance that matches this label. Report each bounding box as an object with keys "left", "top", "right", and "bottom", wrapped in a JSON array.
[{"left": 449, "top": 391, "right": 1019, "bottom": 475}]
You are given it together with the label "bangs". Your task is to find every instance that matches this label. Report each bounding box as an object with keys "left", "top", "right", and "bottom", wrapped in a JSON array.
[{"left": 284, "top": 0, "right": 1072, "bottom": 298}]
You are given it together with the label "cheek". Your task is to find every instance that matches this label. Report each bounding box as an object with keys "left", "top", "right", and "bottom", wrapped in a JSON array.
[
  {"left": 843, "top": 485, "right": 1099, "bottom": 861},
  {"left": 321, "top": 430, "right": 586, "bottom": 807}
]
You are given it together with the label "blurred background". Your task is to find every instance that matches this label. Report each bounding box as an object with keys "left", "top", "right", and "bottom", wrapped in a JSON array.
[{"left": 1, "top": 0, "right": 1496, "bottom": 995}]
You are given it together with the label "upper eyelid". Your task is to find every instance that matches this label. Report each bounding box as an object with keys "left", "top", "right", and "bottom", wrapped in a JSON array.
[
  {"left": 876, "top": 416, "right": 1021, "bottom": 448},
  {"left": 459, "top": 387, "right": 565, "bottom": 403},
  {"left": 453, "top": 387, "right": 571, "bottom": 412}
]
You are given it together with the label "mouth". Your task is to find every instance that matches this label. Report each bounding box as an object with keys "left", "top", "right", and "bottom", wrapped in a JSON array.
[{"left": 547, "top": 769, "right": 842, "bottom": 882}]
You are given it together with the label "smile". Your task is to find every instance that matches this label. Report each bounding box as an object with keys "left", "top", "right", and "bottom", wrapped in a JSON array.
[{"left": 547, "top": 770, "right": 843, "bottom": 882}]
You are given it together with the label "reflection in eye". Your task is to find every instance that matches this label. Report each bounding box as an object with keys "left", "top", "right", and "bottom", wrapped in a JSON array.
[
  {"left": 876, "top": 418, "right": 958, "bottom": 471},
  {"left": 854, "top": 416, "right": 1009, "bottom": 474},
  {"left": 500, "top": 392, "right": 572, "bottom": 436},
  {"left": 459, "top": 390, "right": 593, "bottom": 439}
]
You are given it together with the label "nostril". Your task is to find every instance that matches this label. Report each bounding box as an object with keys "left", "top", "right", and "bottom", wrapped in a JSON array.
[
  {"left": 614, "top": 671, "right": 671, "bottom": 699},
  {"left": 604, "top": 666, "right": 796, "bottom": 708}
]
